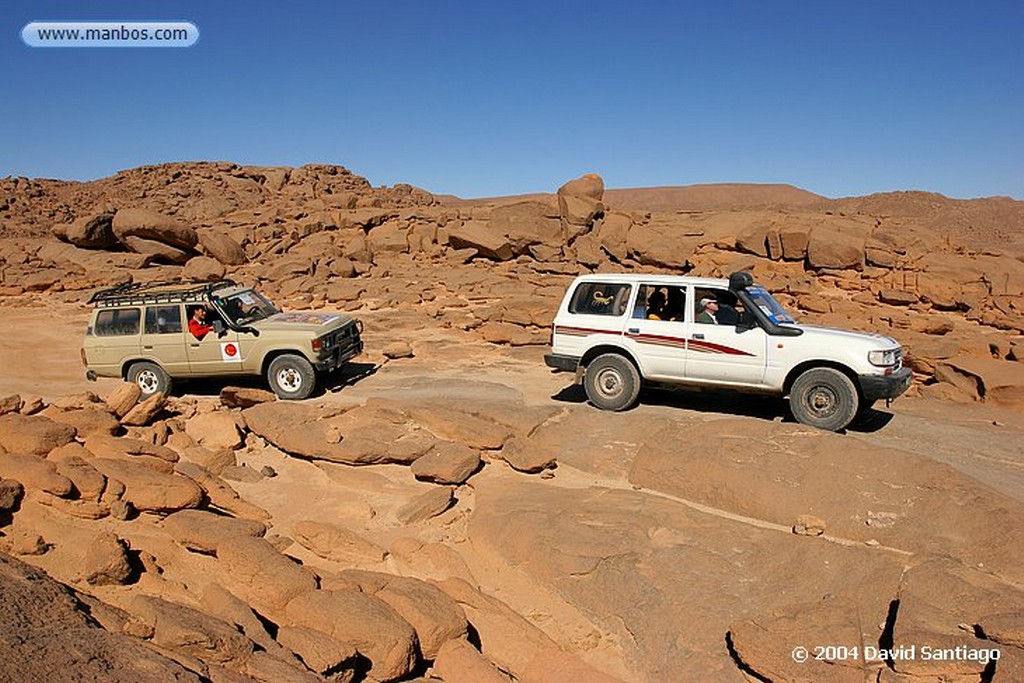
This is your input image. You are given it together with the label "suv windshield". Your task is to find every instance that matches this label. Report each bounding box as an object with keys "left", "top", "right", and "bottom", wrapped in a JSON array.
[
  {"left": 213, "top": 289, "right": 279, "bottom": 326},
  {"left": 745, "top": 286, "right": 796, "bottom": 325}
]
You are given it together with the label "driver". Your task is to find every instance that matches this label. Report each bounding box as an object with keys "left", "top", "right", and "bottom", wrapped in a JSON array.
[{"left": 188, "top": 306, "right": 214, "bottom": 340}]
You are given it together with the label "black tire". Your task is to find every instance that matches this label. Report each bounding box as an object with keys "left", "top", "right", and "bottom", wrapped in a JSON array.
[
  {"left": 789, "top": 367, "right": 859, "bottom": 431},
  {"left": 127, "top": 361, "right": 172, "bottom": 398},
  {"left": 584, "top": 353, "right": 641, "bottom": 411},
  {"left": 267, "top": 354, "right": 316, "bottom": 400}
]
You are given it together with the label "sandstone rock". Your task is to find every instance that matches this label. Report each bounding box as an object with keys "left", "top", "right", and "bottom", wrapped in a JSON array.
[
  {"left": 806, "top": 228, "right": 864, "bottom": 270},
  {"left": 0, "top": 394, "right": 22, "bottom": 416},
  {"left": 382, "top": 341, "right": 414, "bottom": 359},
  {"left": 199, "top": 583, "right": 292, "bottom": 661},
  {"left": 396, "top": 486, "right": 455, "bottom": 524},
  {"left": 41, "top": 406, "right": 120, "bottom": 437},
  {"left": 879, "top": 288, "right": 918, "bottom": 306},
  {"left": 119, "top": 235, "right": 192, "bottom": 264},
  {"left": 129, "top": 595, "right": 254, "bottom": 666},
  {"left": 173, "top": 462, "right": 270, "bottom": 522},
  {"left": 780, "top": 227, "right": 811, "bottom": 260},
  {"left": 410, "top": 442, "right": 481, "bottom": 484},
  {"left": 935, "top": 356, "right": 1024, "bottom": 407},
  {"left": 84, "top": 434, "right": 179, "bottom": 467},
  {"left": 243, "top": 651, "right": 323, "bottom": 683},
  {"left": 182, "top": 255, "right": 226, "bottom": 281},
  {"left": 499, "top": 436, "right": 556, "bottom": 473},
  {"left": 283, "top": 589, "right": 418, "bottom": 682},
  {"left": 220, "top": 464, "right": 264, "bottom": 483},
  {"left": 735, "top": 225, "right": 769, "bottom": 257},
  {"left": 399, "top": 401, "right": 512, "bottom": 450},
  {"left": 978, "top": 612, "right": 1024, "bottom": 648},
  {"left": 121, "top": 393, "right": 167, "bottom": 426},
  {"left": 343, "top": 570, "right": 468, "bottom": 659},
  {"left": 217, "top": 537, "right": 318, "bottom": 615},
  {"left": 60, "top": 213, "right": 118, "bottom": 249},
  {"left": 293, "top": 519, "right": 387, "bottom": 564},
  {"left": 105, "top": 382, "right": 142, "bottom": 418},
  {"left": 220, "top": 386, "right": 275, "bottom": 409},
  {"left": 197, "top": 228, "right": 247, "bottom": 265},
  {"left": 557, "top": 173, "right": 604, "bottom": 201},
  {"left": 185, "top": 411, "right": 243, "bottom": 451},
  {"left": 0, "top": 554, "right": 203, "bottom": 682},
  {"left": 793, "top": 514, "right": 826, "bottom": 536},
  {"left": 82, "top": 532, "right": 132, "bottom": 586},
  {"left": 276, "top": 625, "right": 358, "bottom": 677},
  {"left": 0, "top": 454, "right": 74, "bottom": 497},
  {"left": 51, "top": 454, "right": 107, "bottom": 502},
  {"left": 447, "top": 220, "right": 515, "bottom": 261},
  {"left": 162, "top": 509, "right": 267, "bottom": 555},
  {"left": 112, "top": 208, "right": 199, "bottom": 250},
  {"left": 0, "top": 478, "right": 24, "bottom": 510},
  {"left": 6, "top": 530, "right": 49, "bottom": 556},
  {"left": 89, "top": 458, "right": 202, "bottom": 513},
  {"left": 433, "top": 638, "right": 511, "bottom": 683},
  {"left": 0, "top": 413, "right": 76, "bottom": 456},
  {"left": 489, "top": 201, "right": 562, "bottom": 256}
]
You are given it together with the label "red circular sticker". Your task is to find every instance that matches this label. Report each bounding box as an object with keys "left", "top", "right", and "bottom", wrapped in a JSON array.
[{"left": 224, "top": 343, "right": 238, "bottom": 357}]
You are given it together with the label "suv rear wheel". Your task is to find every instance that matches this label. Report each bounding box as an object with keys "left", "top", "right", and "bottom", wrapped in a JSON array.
[
  {"left": 267, "top": 354, "right": 316, "bottom": 400},
  {"left": 128, "top": 361, "right": 172, "bottom": 398},
  {"left": 584, "top": 353, "right": 641, "bottom": 411},
  {"left": 789, "top": 367, "right": 859, "bottom": 431}
]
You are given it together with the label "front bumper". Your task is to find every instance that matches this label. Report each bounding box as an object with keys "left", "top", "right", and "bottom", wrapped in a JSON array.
[
  {"left": 858, "top": 366, "right": 912, "bottom": 402},
  {"left": 545, "top": 353, "right": 580, "bottom": 372},
  {"left": 315, "top": 339, "right": 363, "bottom": 372}
]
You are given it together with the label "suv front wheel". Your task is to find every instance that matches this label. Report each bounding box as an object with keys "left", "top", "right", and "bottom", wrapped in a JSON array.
[
  {"left": 128, "top": 361, "right": 172, "bottom": 398},
  {"left": 267, "top": 354, "right": 316, "bottom": 400},
  {"left": 584, "top": 353, "right": 641, "bottom": 411},
  {"left": 789, "top": 367, "right": 859, "bottom": 432}
]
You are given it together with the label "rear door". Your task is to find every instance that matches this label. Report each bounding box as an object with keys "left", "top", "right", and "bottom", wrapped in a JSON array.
[
  {"left": 87, "top": 307, "right": 142, "bottom": 374},
  {"left": 623, "top": 283, "right": 690, "bottom": 380},
  {"left": 141, "top": 304, "right": 188, "bottom": 375}
]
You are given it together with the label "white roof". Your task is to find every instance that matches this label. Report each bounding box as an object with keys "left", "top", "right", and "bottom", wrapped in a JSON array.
[{"left": 569, "top": 272, "right": 732, "bottom": 288}]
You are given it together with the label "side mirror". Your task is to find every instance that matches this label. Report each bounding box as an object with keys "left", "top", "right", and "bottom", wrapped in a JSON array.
[{"left": 213, "top": 320, "right": 226, "bottom": 336}]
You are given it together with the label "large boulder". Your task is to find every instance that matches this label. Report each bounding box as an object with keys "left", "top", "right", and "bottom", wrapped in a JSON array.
[
  {"left": 185, "top": 412, "right": 243, "bottom": 451},
  {"left": 0, "top": 413, "right": 77, "bottom": 456},
  {"left": 409, "top": 442, "right": 481, "bottom": 484},
  {"left": 58, "top": 213, "right": 119, "bottom": 249},
  {"left": 111, "top": 208, "right": 199, "bottom": 251},
  {"left": 447, "top": 221, "right": 515, "bottom": 261},
  {"left": 0, "top": 454, "right": 73, "bottom": 497},
  {"left": 81, "top": 532, "right": 132, "bottom": 586},
  {"left": 216, "top": 536, "right": 318, "bottom": 615},
  {"left": 128, "top": 595, "right": 254, "bottom": 667},
  {"left": 89, "top": 458, "right": 202, "bottom": 513},
  {"left": 197, "top": 228, "right": 247, "bottom": 265},
  {"left": 806, "top": 227, "right": 864, "bottom": 270},
  {"left": 119, "top": 236, "right": 192, "bottom": 264},
  {"left": 283, "top": 589, "right": 419, "bottom": 682},
  {"left": 162, "top": 509, "right": 267, "bottom": 555},
  {"left": 182, "top": 255, "right": 226, "bottom": 281},
  {"left": 488, "top": 201, "right": 562, "bottom": 256}
]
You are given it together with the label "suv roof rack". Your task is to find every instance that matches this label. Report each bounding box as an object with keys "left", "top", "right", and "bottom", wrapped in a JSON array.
[{"left": 88, "top": 280, "right": 237, "bottom": 308}]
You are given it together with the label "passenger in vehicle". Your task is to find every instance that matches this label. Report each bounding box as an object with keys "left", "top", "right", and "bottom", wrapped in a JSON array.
[
  {"left": 663, "top": 288, "right": 685, "bottom": 321},
  {"left": 697, "top": 297, "right": 719, "bottom": 324},
  {"left": 188, "top": 306, "right": 214, "bottom": 340},
  {"left": 646, "top": 289, "right": 667, "bottom": 320}
]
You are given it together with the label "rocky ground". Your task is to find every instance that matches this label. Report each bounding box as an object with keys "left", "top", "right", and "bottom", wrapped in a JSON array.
[{"left": 0, "top": 163, "right": 1023, "bottom": 682}]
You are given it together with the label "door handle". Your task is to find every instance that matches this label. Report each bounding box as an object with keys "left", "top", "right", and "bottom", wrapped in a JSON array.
[
  {"left": 143, "top": 345, "right": 153, "bottom": 350},
  {"left": 190, "top": 343, "right": 200, "bottom": 348},
  {"left": 692, "top": 333, "right": 705, "bottom": 340},
  {"left": 627, "top": 328, "right": 639, "bottom": 334}
]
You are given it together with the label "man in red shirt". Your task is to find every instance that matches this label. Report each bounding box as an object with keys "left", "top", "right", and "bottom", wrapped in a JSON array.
[{"left": 188, "top": 307, "right": 214, "bottom": 340}]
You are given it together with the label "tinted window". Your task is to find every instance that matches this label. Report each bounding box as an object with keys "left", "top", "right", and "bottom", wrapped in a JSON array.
[
  {"left": 94, "top": 308, "right": 141, "bottom": 336},
  {"left": 634, "top": 284, "right": 687, "bottom": 321},
  {"left": 569, "top": 283, "right": 632, "bottom": 316},
  {"left": 145, "top": 305, "right": 182, "bottom": 334}
]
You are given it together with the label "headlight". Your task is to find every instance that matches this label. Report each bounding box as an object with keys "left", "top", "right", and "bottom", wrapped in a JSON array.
[{"left": 868, "top": 348, "right": 899, "bottom": 367}]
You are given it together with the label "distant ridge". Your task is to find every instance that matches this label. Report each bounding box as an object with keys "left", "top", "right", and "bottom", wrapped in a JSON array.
[{"left": 603, "top": 183, "right": 824, "bottom": 211}]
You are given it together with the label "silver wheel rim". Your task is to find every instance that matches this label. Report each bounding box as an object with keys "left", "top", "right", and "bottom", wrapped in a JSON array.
[
  {"left": 594, "top": 367, "right": 624, "bottom": 400},
  {"left": 276, "top": 367, "right": 303, "bottom": 393},
  {"left": 137, "top": 369, "right": 160, "bottom": 394},
  {"left": 805, "top": 384, "right": 838, "bottom": 418}
]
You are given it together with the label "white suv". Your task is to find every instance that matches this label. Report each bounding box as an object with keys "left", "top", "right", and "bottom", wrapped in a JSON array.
[{"left": 545, "top": 272, "right": 911, "bottom": 431}]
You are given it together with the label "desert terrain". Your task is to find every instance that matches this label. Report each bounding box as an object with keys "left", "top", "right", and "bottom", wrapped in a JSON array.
[{"left": 1, "top": 162, "right": 1023, "bottom": 682}]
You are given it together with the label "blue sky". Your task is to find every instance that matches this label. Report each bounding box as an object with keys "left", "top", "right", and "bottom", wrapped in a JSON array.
[{"left": 3, "top": 1, "right": 1022, "bottom": 199}]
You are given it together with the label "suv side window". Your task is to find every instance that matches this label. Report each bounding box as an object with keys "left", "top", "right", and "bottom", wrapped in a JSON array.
[
  {"left": 635, "top": 285, "right": 687, "bottom": 321},
  {"left": 569, "top": 282, "right": 632, "bottom": 316},
  {"left": 94, "top": 308, "right": 141, "bottom": 336},
  {"left": 145, "top": 305, "right": 182, "bottom": 335}
]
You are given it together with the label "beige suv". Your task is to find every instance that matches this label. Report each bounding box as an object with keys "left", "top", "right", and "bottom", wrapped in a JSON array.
[{"left": 82, "top": 280, "right": 363, "bottom": 400}]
